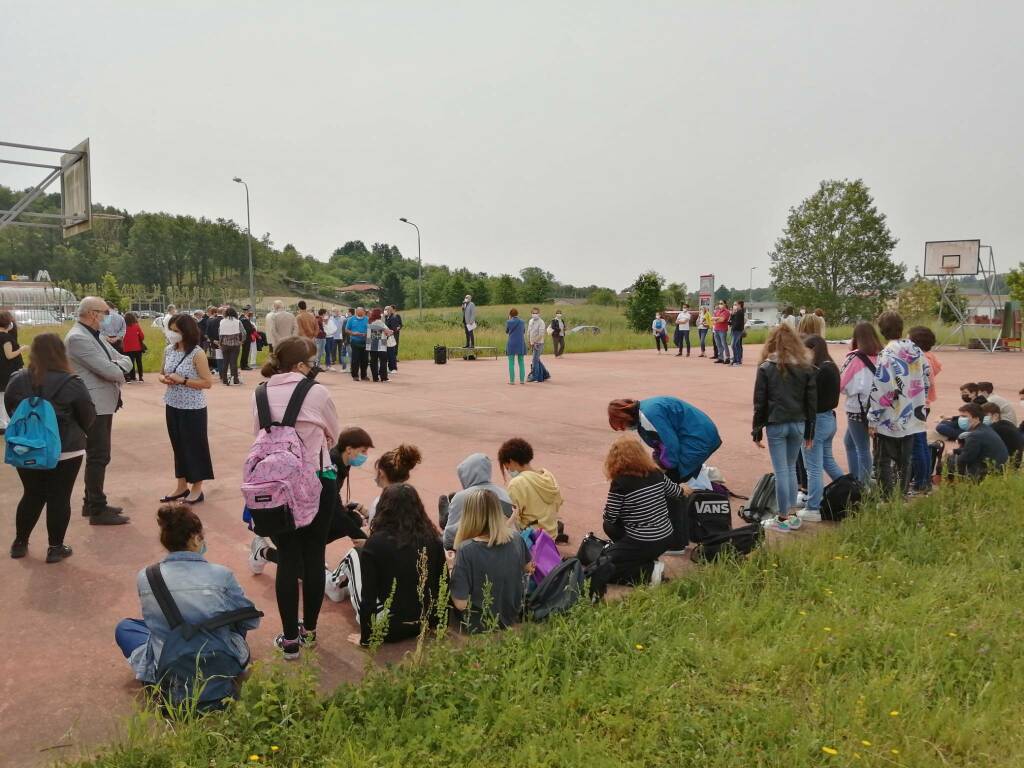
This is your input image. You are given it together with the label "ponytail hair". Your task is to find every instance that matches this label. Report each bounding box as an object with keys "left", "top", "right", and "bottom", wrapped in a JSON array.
[{"left": 261, "top": 336, "right": 315, "bottom": 378}]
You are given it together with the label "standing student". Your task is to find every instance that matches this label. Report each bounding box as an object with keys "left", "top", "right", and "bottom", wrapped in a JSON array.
[
  {"left": 462, "top": 295, "right": 477, "bottom": 349},
  {"left": 366, "top": 308, "right": 392, "bottom": 383},
  {"left": 217, "top": 307, "right": 244, "bottom": 386},
  {"left": 385, "top": 305, "right": 403, "bottom": 372},
  {"left": 314, "top": 309, "right": 329, "bottom": 368},
  {"left": 907, "top": 326, "right": 941, "bottom": 493},
  {"left": 450, "top": 489, "right": 531, "bottom": 633},
  {"left": 674, "top": 305, "right": 691, "bottom": 357},
  {"left": 65, "top": 297, "right": 134, "bottom": 525},
  {"left": 652, "top": 312, "right": 669, "bottom": 353},
  {"left": 797, "top": 335, "right": 844, "bottom": 522},
  {"left": 550, "top": 310, "right": 567, "bottom": 357},
  {"left": 602, "top": 437, "right": 691, "bottom": 586},
  {"left": 498, "top": 437, "right": 563, "bottom": 539},
  {"left": 0, "top": 310, "right": 28, "bottom": 432},
  {"left": 295, "top": 301, "right": 317, "bottom": 340},
  {"left": 729, "top": 300, "right": 746, "bottom": 366},
  {"left": 696, "top": 307, "right": 711, "bottom": 357},
  {"left": 347, "top": 307, "right": 370, "bottom": 381},
  {"left": 6, "top": 334, "right": 96, "bottom": 562},
  {"left": 158, "top": 314, "right": 214, "bottom": 506},
  {"left": 751, "top": 323, "right": 817, "bottom": 531},
  {"left": 712, "top": 300, "right": 731, "bottom": 364},
  {"left": 867, "top": 311, "right": 931, "bottom": 497},
  {"left": 839, "top": 322, "right": 883, "bottom": 486},
  {"left": 122, "top": 313, "right": 146, "bottom": 382},
  {"left": 252, "top": 337, "right": 339, "bottom": 659},
  {"left": 505, "top": 308, "right": 526, "bottom": 385}
]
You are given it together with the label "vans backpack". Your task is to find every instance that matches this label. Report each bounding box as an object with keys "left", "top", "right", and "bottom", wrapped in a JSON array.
[
  {"left": 820, "top": 474, "right": 863, "bottom": 522},
  {"left": 738, "top": 473, "right": 778, "bottom": 523},
  {"left": 685, "top": 490, "right": 733, "bottom": 543},
  {"left": 690, "top": 523, "right": 763, "bottom": 563},
  {"left": 4, "top": 379, "right": 71, "bottom": 471},
  {"left": 145, "top": 564, "right": 262, "bottom": 711},
  {"left": 241, "top": 378, "right": 323, "bottom": 537},
  {"left": 527, "top": 557, "right": 584, "bottom": 621}
]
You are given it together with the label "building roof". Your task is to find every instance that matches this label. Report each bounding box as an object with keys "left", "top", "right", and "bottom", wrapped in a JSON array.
[{"left": 336, "top": 283, "right": 380, "bottom": 293}]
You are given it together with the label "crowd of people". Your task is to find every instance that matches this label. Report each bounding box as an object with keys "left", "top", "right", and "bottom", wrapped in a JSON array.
[{"left": 3, "top": 295, "right": 1022, "bottom": 704}]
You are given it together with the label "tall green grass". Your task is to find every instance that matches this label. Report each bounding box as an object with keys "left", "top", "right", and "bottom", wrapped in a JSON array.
[{"left": 71, "top": 473, "right": 1024, "bottom": 767}]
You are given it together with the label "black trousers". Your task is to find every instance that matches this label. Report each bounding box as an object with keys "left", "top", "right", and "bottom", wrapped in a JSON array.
[
  {"left": 16, "top": 457, "right": 83, "bottom": 546},
  {"left": 603, "top": 521, "right": 672, "bottom": 585},
  {"left": 465, "top": 326, "right": 475, "bottom": 348},
  {"left": 166, "top": 406, "right": 214, "bottom": 483},
  {"left": 674, "top": 329, "right": 691, "bottom": 354},
  {"left": 553, "top": 335, "right": 565, "bottom": 356},
  {"left": 369, "top": 350, "right": 389, "bottom": 381},
  {"left": 221, "top": 345, "right": 240, "bottom": 383},
  {"left": 877, "top": 434, "right": 913, "bottom": 497},
  {"left": 240, "top": 338, "right": 253, "bottom": 369},
  {"left": 387, "top": 345, "right": 398, "bottom": 371},
  {"left": 350, "top": 346, "right": 369, "bottom": 380},
  {"left": 270, "top": 475, "right": 336, "bottom": 640},
  {"left": 83, "top": 414, "right": 113, "bottom": 514},
  {"left": 655, "top": 334, "right": 668, "bottom": 352},
  {"left": 127, "top": 351, "right": 144, "bottom": 380}
]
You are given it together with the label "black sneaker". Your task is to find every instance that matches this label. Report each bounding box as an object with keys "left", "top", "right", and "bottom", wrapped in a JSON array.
[
  {"left": 90, "top": 510, "right": 131, "bottom": 526},
  {"left": 275, "top": 634, "right": 301, "bottom": 660},
  {"left": 10, "top": 539, "right": 28, "bottom": 559},
  {"left": 46, "top": 544, "right": 73, "bottom": 563}
]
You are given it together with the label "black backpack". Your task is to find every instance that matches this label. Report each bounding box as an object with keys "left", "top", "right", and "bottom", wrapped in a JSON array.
[
  {"left": 685, "top": 491, "right": 732, "bottom": 543},
  {"left": 689, "top": 524, "right": 763, "bottom": 563},
  {"left": 820, "top": 474, "right": 863, "bottom": 522},
  {"left": 738, "top": 473, "right": 778, "bottom": 523},
  {"left": 527, "top": 557, "right": 584, "bottom": 621},
  {"left": 575, "top": 532, "right": 610, "bottom": 567}
]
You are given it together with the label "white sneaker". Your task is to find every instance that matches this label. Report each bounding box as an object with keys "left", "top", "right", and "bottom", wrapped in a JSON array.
[
  {"left": 796, "top": 508, "right": 822, "bottom": 522},
  {"left": 650, "top": 560, "right": 665, "bottom": 586},
  {"left": 324, "top": 566, "right": 349, "bottom": 603},
  {"left": 248, "top": 535, "right": 268, "bottom": 575},
  {"left": 796, "top": 491, "right": 808, "bottom": 506}
]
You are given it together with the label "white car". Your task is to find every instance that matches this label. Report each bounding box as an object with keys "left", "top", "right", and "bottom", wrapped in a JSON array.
[{"left": 746, "top": 318, "right": 768, "bottom": 328}]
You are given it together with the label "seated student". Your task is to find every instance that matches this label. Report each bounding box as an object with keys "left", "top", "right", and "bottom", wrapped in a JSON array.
[
  {"left": 250, "top": 426, "right": 375, "bottom": 575},
  {"left": 947, "top": 403, "right": 1008, "bottom": 480},
  {"left": 343, "top": 484, "right": 445, "bottom": 647},
  {"left": 937, "top": 383, "right": 989, "bottom": 440},
  {"left": 440, "top": 453, "right": 515, "bottom": 550},
  {"left": 116, "top": 505, "right": 260, "bottom": 684},
  {"left": 366, "top": 444, "right": 423, "bottom": 522},
  {"left": 976, "top": 382, "right": 1018, "bottom": 425},
  {"left": 497, "top": 438, "right": 564, "bottom": 540},
  {"left": 602, "top": 436, "right": 692, "bottom": 587},
  {"left": 450, "top": 489, "right": 531, "bottom": 633},
  {"left": 980, "top": 402, "right": 1023, "bottom": 468}
]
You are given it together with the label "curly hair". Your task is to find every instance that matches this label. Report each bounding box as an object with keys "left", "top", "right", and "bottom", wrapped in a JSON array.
[
  {"left": 370, "top": 483, "right": 439, "bottom": 548},
  {"left": 497, "top": 437, "right": 533, "bottom": 471},
  {"left": 375, "top": 444, "right": 422, "bottom": 483},
  {"left": 603, "top": 436, "right": 658, "bottom": 480}
]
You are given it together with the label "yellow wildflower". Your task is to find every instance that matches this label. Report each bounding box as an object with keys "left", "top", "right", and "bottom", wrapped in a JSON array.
[
  {"left": 823, "top": 627, "right": 833, "bottom": 632},
  {"left": 891, "top": 748, "right": 900, "bottom": 755},
  {"left": 270, "top": 746, "right": 280, "bottom": 752},
  {"left": 947, "top": 631, "right": 958, "bottom": 638},
  {"left": 821, "top": 746, "right": 838, "bottom": 756},
  {"left": 249, "top": 757, "right": 260, "bottom": 763},
  {"left": 861, "top": 740, "right": 872, "bottom": 746},
  {"left": 634, "top": 643, "right": 645, "bottom": 651},
  {"left": 889, "top": 710, "right": 900, "bottom": 717}
]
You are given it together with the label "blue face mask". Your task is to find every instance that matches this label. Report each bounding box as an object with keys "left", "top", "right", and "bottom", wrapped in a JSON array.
[
  {"left": 508, "top": 470, "right": 520, "bottom": 478},
  {"left": 982, "top": 415, "right": 992, "bottom": 425},
  {"left": 348, "top": 452, "right": 368, "bottom": 467},
  {"left": 957, "top": 416, "right": 970, "bottom": 431}
]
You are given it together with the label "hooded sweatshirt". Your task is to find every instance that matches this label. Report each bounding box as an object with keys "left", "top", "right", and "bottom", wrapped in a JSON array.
[
  {"left": 507, "top": 468, "right": 562, "bottom": 537},
  {"left": 443, "top": 454, "right": 514, "bottom": 549},
  {"left": 867, "top": 339, "right": 931, "bottom": 438}
]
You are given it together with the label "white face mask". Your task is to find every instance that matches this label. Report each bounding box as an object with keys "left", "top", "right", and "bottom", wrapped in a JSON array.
[
  {"left": 167, "top": 330, "right": 182, "bottom": 344},
  {"left": 531, "top": 313, "right": 539, "bottom": 319}
]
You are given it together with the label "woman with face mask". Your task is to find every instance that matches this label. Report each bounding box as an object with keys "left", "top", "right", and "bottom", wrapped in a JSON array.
[
  {"left": 365, "top": 444, "right": 423, "bottom": 524},
  {"left": 158, "top": 314, "right": 215, "bottom": 505},
  {"left": 497, "top": 437, "right": 564, "bottom": 539},
  {"left": 527, "top": 307, "right": 548, "bottom": 381}
]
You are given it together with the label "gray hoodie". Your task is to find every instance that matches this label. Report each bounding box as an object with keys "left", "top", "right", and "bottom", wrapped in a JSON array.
[{"left": 443, "top": 453, "right": 514, "bottom": 549}]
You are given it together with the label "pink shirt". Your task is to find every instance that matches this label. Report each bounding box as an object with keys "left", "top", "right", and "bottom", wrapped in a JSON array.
[
  {"left": 924, "top": 351, "right": 942, "bottom": 404},
  {"left": 251, "top": 373, "right": 339, "bottom": 469}
]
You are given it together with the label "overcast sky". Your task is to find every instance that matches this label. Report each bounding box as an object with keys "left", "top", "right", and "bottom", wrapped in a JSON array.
[{"left": 2, "top": 1, "right": 1021, "bottom": 291}]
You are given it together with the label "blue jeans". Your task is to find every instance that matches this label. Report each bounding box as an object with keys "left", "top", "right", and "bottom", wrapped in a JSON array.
[
  {"left": 731, "top": 331, "right": 744, "bottom": 364},
  {"left": 115, "top": 618, "right": 149, "bottom": 658},
  {"left": 910, "top": 431, "right": 931, "bottom": 491},
  {"left": 314, "top": 337, "right": 326, "bottom": 366},
  {"left": 843, "top": 415, "right": 872, "bottom": 486},
  {"left": 325, "top": 338, "right": 336, "bottom": 366},
  {"left": 802, "top": 411, "right": 845, "bottom": 510},
  {"left": 766, "top": 421, "right": 804, "bottom": 515},
  {"left": 713, "top": 330, "right": 730, "bottom": 361}
]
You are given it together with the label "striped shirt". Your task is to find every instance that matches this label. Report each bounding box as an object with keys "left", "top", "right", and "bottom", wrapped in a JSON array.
[{"left": 602, "top": 471, "right": 679, "bottom": 542}]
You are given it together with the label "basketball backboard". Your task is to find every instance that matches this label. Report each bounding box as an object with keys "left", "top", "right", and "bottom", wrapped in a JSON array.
[
  {"left": 0, "top": 138, "right": 93, "bottom": 238},
  {"left": 60, "top": 139, "right": 91, "bottom": 237},
  {"left": 924, "top": 239, "right": 980, "bottom": 277}
]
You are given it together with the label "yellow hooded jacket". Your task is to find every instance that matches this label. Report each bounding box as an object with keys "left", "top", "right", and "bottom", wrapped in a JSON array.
[{"left": 507, "top": 469, "right": 563, "bottom": 537}]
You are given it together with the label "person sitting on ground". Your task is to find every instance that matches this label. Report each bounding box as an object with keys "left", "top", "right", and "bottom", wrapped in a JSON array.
[
  {"left": 976, "top": 382, "right": 1018, "bottom": 425},
  {"left": 980, "top": 402, "right": 1023, "bottom": 468},
  {"left": 497, "top": 437, "right": 564, "bottom": 541},
  {"left": 936, "top": 382, "right": 988, "bottom": 440},
  {"left": 115, "top": 504, "right": 260, "bottom": 684},
  {"left": 602, "top": 436, "right": 692, "bottom": 587},
  {"left": 440, "top": 453, "right": 515, "bottom": 550},
  {"left": 450, "top": 488, "right": 531, "bottom": 633},
  {"left": 344, "top": 483, "right": 445, "bottom": 647},
  {"left": 366, "top": 444, "right": 422, "bottom": 522},
  {"left": 947, "top": 402, "right": 1008, "bottom": 480}
]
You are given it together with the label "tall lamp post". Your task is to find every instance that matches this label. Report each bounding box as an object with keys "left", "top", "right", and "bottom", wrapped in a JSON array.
[
  {"left": 399, "top": 217, "right": 422, "bottom": 319},
  {"left": 749, "top": 266, "right": 758, "bottom": 306},
  {"left": 232, "top": 177, "right": 255, "bottom": 309}
]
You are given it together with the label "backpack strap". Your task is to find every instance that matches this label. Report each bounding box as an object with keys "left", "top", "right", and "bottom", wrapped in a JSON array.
[
  {"left": 182, "top": 607, "right": 264, "bottom": 640},
  {"left": 255, "top": 382, "right": 274, "bottom": 432},
  {"left": 145, "top": 563, "right": 185, "bottom": 630},
  {"left": 280, "top": 377, "right": 317, "bottom": 428}
]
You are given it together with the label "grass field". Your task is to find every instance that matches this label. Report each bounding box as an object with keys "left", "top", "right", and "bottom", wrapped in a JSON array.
[{"left": 71, "top": 472, "right": 1024, "bottom": 767}]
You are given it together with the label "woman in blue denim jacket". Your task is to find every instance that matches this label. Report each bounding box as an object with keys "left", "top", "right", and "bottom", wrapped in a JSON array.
[{"left": 115, "top": 505, "right": 260, "bottom": 683}]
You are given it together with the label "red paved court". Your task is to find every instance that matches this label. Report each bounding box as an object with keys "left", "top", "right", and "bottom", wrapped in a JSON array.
[{"left": 1, "top": 346, "right": 1020, "bottom": 765}]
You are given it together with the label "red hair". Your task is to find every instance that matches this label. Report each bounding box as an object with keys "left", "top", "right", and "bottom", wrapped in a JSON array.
[{"left": 607, "top": 399, "right": 640, "bottom": 431}]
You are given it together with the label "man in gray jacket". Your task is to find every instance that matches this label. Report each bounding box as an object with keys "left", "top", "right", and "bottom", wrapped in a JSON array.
[
  {"left": 66, "top": 296, "right": 134, "bottom": 525},
  {"left": 462, "top": 294, "right": 476, "bottom": 349}
]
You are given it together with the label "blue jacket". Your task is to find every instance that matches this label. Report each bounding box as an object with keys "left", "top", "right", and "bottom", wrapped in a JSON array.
[
  {"left": 506, "top": 317, "right": 527, "bottom": 356},
  {"left": 346, "top": 315, "right": 369, "bottom": 345},
  {"left": 637, "top": 396, "right": 722, "bottom": 481}
]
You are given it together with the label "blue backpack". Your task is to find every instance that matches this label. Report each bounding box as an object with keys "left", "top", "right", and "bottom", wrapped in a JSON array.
[
  {"left": 145, "top": 564, "right": 263, "bottom": 711},
  {"left": 4, "top": 379, "right": 69, "bottom": 470}
]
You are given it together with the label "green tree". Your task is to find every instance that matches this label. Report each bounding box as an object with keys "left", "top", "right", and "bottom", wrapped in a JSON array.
[
  {"left": 445, "top": 274, "right": 469, "bottom": 308},
  {"left": 589, "top": 287, "right": 618, "bottom": 306},
  {"left": 1006, "top": 264, "right": 1024, "bottom": 306},
  {"left": 495, "top": 274, "right": 519, "bottom": 304},
  {"left": 665, "top": 282, "right": 688, "bottom": 307},
  {"left": 938, "top": 280, "right": 969, "bottom": 324},
  {"left": 469, "top": 277, "right": 491, "bottom": 307},
  {"left": 379, "top": 270, "right": 405, "bottom": 309},
  {"left": 896, "top": 275, "right": 941, "bottom": 320},
  {"left": 769, "top": 179, "right": 903, "bottom": 323},
  {"left": 713, "top": 285, "right": 731, "bottom": 302},
  {"left": 625, "top": 271, "right": 665, "bottom": 333},
  {"left": 519, "top": 267, "right": 553, "bottom": 304},
  {"left": 100, "top": 271, "right": 125, "bottom": 310}
]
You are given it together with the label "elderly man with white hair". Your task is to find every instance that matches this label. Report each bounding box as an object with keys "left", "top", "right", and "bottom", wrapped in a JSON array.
[
  {"left": 65, "top": 296, "right": 134, "bottom": 525},
  {"left": 153, "top": 304, "right": 177, "bottom": 342},
  {"left": 265, "top": 299, "right": 297, "bottom": 352}
]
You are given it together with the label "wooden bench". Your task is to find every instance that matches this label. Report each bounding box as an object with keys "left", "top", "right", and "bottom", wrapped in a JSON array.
[{"left": 446, "top": 346, "right": 498, "bottom": 361}]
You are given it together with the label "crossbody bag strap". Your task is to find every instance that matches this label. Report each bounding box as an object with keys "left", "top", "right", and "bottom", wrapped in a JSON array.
[
  {"left": 182, "top": 607, "right": 264, "bottom": 640},
  {"left": 145, "top": 563, "right": 185, "bottom": 629}
]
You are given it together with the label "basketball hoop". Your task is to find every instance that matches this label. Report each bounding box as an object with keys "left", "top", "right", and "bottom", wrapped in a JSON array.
[{"left": 0, "top": 138, "right": 95, "bottom": 237}]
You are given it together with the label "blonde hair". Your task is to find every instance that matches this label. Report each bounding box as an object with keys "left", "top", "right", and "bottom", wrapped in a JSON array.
[
  {"left": 797, "top": 313, "right": 825, "bottom": 337},
  {"left": 454, "top": 489, "right": 513, "bottom": 548},
  {"left": 760, "top": 323, "right": 811, "bottom": 373}
]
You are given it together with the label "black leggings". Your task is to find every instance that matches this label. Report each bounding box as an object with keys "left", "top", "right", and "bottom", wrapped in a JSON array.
[
  {"left": 270, "top": 475, "right": 336, "bottom": 639},
  {"left": 16, "top": 457, "right": 83, "bottom": 546},
  {"left": 655, "top": 334, "right": 668, "bottom": 352},
  {"left": 127, "top": 351, "right": 144, "bottom": 380},
  {"left": 603, "top": 520, "right": 672, "bottom": 585}
]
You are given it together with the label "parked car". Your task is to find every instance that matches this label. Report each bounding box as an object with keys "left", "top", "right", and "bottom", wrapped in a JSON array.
[
  {"left": 569, "top": 325, "right": 601, "bottom": 335},
  {"left": 746, "top": 318, "right": 768, "bottom": 328},
  {"left": 12, "top": 308, "right": 60, "bottom": 326}
]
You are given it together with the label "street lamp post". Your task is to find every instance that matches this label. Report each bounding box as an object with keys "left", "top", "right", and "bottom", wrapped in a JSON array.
[
  {"left": 399, "top": 217, "right": 422, "bottom": 319},
  {"left": 233, "top": 177, "right": 255, "bottom": 309},
  {"left": 749, "top": 266, "right": 758, "bottom": 306}
]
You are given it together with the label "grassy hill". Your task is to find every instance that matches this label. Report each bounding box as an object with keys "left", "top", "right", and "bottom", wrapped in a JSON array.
[{"left": 72, "top": 473, "right": 1024, "bottom": 767}]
